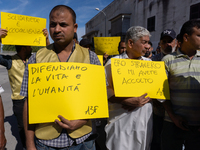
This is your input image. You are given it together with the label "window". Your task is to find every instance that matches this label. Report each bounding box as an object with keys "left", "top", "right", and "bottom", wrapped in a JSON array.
[
  {"left": 147, "top": 16, "right": 155, "bottom": 32},
  {"left": 190, "top": 3, "right": 200, "bottom": 19},
  {"left": 110, "top": 14, "right": 131, "bottom": 37}
]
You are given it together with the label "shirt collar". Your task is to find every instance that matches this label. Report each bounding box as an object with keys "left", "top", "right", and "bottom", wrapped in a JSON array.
[
  {"left": 176, "top": 48, "right": 200, "bottom": 58},
  {"left": 53, "top": 41, "right": 75, "bottom": 53},
  {"left": 66, "top": 42, "right": 76, "bottom": 62},
  {"left": 122, "top": 51, "right": 143, "bottom": 60},
  {"left": 176, "top": 49, "right": 185, "bottom": 58},
  {"left": 53, "top": 41, "right": 76, "bottom": 62},
  {"left": 72, "top": 41, "right": 76, "bottom": 52}
]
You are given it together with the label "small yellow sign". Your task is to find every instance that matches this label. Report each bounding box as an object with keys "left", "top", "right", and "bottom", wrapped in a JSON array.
[
  {"left": 28, "top": 62, "right": 108, "bottom": 124},
  {"left": 94, "top": 37, "right": 120, "bottom": 55},
  {"left": 1, "top": 12, "right": 46, "bottom": 46},
  {"left": 97, "top": 55, "right": 103, "bottom": 66},
  {"left": 111, "top": 58, "right": 170, "bottom": 99}
]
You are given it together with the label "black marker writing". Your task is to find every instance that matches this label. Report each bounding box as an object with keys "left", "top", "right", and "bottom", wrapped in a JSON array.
[
  {"left": 32, "top": 84, "right": 81, "bottom": 97},
  {"left": 122, "top": 78, "right": 153, "bottom": 84},
  {"left": 85, "top": 106, "right": 99, "bottom": 115}
]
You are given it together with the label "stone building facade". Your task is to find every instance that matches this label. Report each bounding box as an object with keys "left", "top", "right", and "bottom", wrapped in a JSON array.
[{"left": 83, "top": 0, "right": 200, "bottom": 50}]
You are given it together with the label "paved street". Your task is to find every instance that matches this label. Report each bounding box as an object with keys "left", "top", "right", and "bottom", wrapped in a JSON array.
[{"left": 0, "top": 51, "right": 23, "bottom": 150}]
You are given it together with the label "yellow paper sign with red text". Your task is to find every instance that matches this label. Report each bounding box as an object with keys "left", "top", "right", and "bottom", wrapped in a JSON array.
[
  {"left": 28, "top": 62, "right": 108, "bottom": 124},
  {"left": 111, "top": 58, "right": 170, "bottom": 99},
  {"left": 94, "top": 37, "right": 120, "bottom": 55},
  {"left": 1, "top": 12, "right": 46, "bottom": 46}
]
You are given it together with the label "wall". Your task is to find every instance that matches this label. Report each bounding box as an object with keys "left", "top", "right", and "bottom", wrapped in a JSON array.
[{"left": 85, "top": 0, "right": 200, "bottom": 50}]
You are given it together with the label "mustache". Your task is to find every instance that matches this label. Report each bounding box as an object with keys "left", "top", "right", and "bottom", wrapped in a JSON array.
[
  {"left": 144, "top": 51, "right": 151, "bottom": 57},
  {"left": 53, "top": 33, "right": 63, "bottom": 36}
]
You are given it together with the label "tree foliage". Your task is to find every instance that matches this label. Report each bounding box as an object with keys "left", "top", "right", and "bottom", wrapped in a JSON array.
[
  {"left": 2, "top": 45, "right": 15, "bottom": 51},
  {"left": 2, "top": 44, "right": 45, "bottom": 52}
]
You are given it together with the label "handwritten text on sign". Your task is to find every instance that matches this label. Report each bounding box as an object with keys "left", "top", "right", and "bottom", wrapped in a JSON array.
[
  {"left": 94, "top": 37, "right": 120, "bottom": 55},
  {"left": 28, "top": 62, "right": 108, "bottom": 124},
  {"left": 1, "top": 12, "right": 46, "bottom": 46},
  {"left": 111, "top": 58, "right": 170, "bottom": 99}
]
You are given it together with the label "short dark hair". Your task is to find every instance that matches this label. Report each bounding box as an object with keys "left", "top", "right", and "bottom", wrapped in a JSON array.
[
  {"left": 15, "top": 45, "right": 25, "bottom": 53},
  {"left": 79, "top": 39, "right": 92, "bottom": 47},
  {"left": 180, "top": 19, "right": 200, "bottom": 42},
  {"left": 50, "top": 5, "right": 76, "bottom": 23},
  {"left": 148, "top": 41, "right": 152, "bottom": 47},
  {"left": 118, "top": 40, "right": 125, "bottom": 48},
  {"left": 73, "top": 32, "right": 78, "bottom": 40},
  {"left": 176, "top": 34, "right": 181, "bottom": 42}
]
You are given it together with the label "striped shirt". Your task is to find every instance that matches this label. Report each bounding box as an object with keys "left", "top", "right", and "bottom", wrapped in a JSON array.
[
  {"left": 20, "top": 44, "right": 101, "bottom": 148},
  {"left": 162, "top": 49, "right": 200, "bottom": 125}
]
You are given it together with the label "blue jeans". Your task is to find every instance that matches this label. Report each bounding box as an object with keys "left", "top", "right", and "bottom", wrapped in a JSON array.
[{"left": 35, "top": 139, "right": 96, "bottom": 150}]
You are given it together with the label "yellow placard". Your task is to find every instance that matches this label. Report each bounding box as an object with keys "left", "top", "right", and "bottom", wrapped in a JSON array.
[
  {"left": 97, "top": 55, "right": 103, "bottom": 66},
  {"left": 1, "top": 12, "right": 46, "bottom": 46},
  {"left": 111, "top": 58, "right": 170, "bottom": 99},
  {"left": 94, "top": 37, "right": 120, "bottom": 55},
  {"left": 28, "top": 62, "right": 108, "bottom": 124}
]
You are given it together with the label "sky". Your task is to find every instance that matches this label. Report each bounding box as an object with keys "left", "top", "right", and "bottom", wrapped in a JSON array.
[{"left": 0, "top": 0, "right": 113, "bottom": 42}]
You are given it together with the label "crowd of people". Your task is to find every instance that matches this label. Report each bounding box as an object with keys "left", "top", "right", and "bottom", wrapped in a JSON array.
[{"left": 0, "top": 4, "right": 200, "bottom": 150}]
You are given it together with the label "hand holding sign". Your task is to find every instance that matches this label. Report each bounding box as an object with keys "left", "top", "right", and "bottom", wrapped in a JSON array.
[
  {"left": 111, "top": 58, "right": 170, "bottom": 99},
  {"left": 28, "top": 62, "right": 108, "bottom": 124},
  {"left": 121, "top": 93, "right": 151, "bottom": 107},
  {"left": 1, "top": 12, "right": 46, "bottom": 46},
  {"left": 0, "top": 28, "right": 8, "bottom": 38},
  {"left": 55, "top": 115, "right": 87, "bottom": 131}
]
